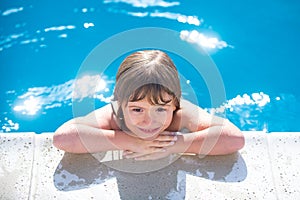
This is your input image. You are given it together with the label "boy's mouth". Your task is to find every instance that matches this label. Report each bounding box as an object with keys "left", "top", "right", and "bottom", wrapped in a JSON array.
[{"left": 138, "top": 127, "right": 160, "bottom": 134}]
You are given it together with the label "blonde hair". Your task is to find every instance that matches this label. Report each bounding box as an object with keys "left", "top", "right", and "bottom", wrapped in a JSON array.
[{"left": 113, "top": 50, "right": 181, "bottom": 110}]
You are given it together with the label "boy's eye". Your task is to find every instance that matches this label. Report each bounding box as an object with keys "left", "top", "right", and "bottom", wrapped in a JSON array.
[
  {"left": 156, "top": 107, "right": 167, "bottom": 112},
  {"left": 132, "top": 108, "right": 143, "bottom": 112}
]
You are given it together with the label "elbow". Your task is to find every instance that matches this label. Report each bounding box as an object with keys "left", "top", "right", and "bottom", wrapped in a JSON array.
[
  {"left": 53, "top": 132, "right": 68, "bottom": 151},
  {"left": 226, "top": 120, "right": 245, "bottom": 153},
  {"left": 225, "top": 130, "right": 245, "bottom": 154},
  {"left": 231, "top": 131, "right": 245, "bottom": 152},
  {"left": 53, "top": 124, "right": 79, "bottom": 152}
]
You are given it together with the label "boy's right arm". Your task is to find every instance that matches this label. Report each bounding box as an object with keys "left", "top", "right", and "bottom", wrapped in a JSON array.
[
  {"left": 53, "top": 104, "right": 176, "bottom": 154},
  {"left": 53, "top": 121, "right": 132, "bottom": 153},
  {"left": 53, "top": 123, "right": 175, "bottom": 154},
  {"left": 53, "top": 104, "right": 122, "bottom": 153}
]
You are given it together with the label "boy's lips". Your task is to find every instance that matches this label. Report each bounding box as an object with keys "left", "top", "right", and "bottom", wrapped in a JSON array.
[{"left": 138, "top": 127, "right": 160, "bottom": 134}]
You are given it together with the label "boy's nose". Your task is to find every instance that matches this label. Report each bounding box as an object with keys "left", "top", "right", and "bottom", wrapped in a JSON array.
[{"left": 142, "top": 112, "right": 153, "bottom": 125}]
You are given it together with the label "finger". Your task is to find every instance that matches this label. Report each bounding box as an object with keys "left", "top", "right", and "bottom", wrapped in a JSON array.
[
  {"left": 124, "top": 148, "right": 166, "bottom": 159},
  {"left": 160, "top": 131, "right": 177, "bottom": 136},
  {"left": 123, "top": 152, "right": 143, "bottom": 159},
  {"left": 155, "top": 135, "right": 177, "bottom": 142},
  {"left": 152, "top": 140, "right": 175, "bottom": 147},
  {"left": 149, "top": 147, "right": 167, "bottom": 153},
  {"left": 122, "top": 150, "right": 133, "bottom": 156}
]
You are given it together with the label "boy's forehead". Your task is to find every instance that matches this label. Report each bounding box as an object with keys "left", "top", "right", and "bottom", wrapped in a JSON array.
[
  {"left": 126, "top": 96, "right": 174, "bottom": 105},
  {"left": 127, "top": 101, "right": 173, "bottom": 108},
  {"left": 132, "top": 92, "right": 174, "bottom": 101}
]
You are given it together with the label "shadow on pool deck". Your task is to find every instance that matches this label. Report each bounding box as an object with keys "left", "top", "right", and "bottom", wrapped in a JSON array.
[
  {"left": 1, "top": 132, "right": 300, "bottom": 199},
  {"left": 53, "top": 152, "right": 247, "bottom": 199}
]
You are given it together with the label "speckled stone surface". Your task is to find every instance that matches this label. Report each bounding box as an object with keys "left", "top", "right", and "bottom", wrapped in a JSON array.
[
  {"left": 185, "top": 131, "right": 278, "bottom": 200},
  {"left": 0, "top": 133, "right": 35, "bottom": 200},
  {"left": 30, "top": 133, "right": 121, "bottom": 200},
  {"left": 268, "top": 132, "right": 300, "bottom": 199},
  {"left": 0, "top": 132, "right": 300, "bottom": 200}
]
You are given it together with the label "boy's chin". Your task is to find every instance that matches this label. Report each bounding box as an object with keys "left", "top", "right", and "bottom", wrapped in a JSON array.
[
  {"left": 125, "top": 127, "right": 164, "bottom": 140},
  {"left": 140, "top": 134, "right": 159, "bottom": 141},
  {"left": 134, "top": 131, "right": 161, "bottom": 141}
]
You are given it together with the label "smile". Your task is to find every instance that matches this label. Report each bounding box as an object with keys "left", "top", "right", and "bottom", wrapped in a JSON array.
[{"left": 138, "top": 127, "right": 160, "bottom": 134}]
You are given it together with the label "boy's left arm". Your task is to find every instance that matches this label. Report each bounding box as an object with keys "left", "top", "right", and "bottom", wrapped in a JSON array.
[
  {"left": 129, "top": 119, "right": 244, "bottom": 161},
  {"left": 169, "top": 119, "right": 245, "bottom": 156},
  {"left": 169, "top": 99, "right": 245, "bottom": 155},
  {"left": 126, "top": 100, "right": 245, "bottom": 160}
]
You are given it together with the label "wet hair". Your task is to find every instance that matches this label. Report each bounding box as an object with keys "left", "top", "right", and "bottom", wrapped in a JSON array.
[{"left": 112, "top": 49, "right": 181, "bottom": 127}]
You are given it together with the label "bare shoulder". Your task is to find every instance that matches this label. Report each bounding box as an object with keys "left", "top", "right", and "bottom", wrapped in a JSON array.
[
  {"left": 81, "top": 104, "right": 119, "bottom": 130},
  {"left": 175, "top": 99, "right": 222, "bottom": 131},
  {"left": 180, "top": 99, "right": 210, "bottom": 119}
]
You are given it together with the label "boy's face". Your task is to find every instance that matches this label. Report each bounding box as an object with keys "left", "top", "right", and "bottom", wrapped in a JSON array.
[{"left": 122, "top": 94, "right": 176, "bottom": 140}]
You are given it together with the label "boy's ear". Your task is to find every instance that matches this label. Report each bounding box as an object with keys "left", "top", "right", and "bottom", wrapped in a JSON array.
[
  {"left": 111, "top": 100, "right": 121, "bottom": 115},
  {"left": 172, "top": 104, "right": 177, "bottom": 111}
]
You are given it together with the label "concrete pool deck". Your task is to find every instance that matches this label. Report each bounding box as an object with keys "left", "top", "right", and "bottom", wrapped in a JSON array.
[{"left": 0, "top": 131, "right": 299, "bottom": 200}]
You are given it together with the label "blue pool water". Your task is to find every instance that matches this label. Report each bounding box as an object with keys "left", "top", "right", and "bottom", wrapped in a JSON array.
[{"left": 1, "top": 0, "right": 300, "bottom": 133}]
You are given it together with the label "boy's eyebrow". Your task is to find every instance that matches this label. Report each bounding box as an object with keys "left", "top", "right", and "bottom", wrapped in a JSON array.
[
  {"left": 157, "top": 103, "right": 172, "bottom": 106},
  {"left": 127, "top": 103, "right": 146, "bottom": 107},
  {"left": 127, "top": 105, "right": 142, "bottom": 108},
  {"left": 127, "top": 102, "right": 173, "bottom": 107}
]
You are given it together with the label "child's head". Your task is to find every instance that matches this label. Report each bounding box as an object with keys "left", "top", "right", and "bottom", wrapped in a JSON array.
[
  {"left": 112, "top": 49, "right": 181, "bottom": 139},
  {"left": 114, "top": 49, "right": 181, "bottom": 108}
]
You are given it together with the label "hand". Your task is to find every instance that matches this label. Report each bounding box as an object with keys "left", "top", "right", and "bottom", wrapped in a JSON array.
[
  {"left": 123, "top": 131, "right": 177, "bottom": 160},
  {"left": 123, "top": 148, "right": 173, "bottom": 161}
]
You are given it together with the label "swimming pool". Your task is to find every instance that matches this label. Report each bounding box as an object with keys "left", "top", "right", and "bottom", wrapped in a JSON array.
[{"left": 1, "top": 0, "right": 300, "bottom": 133}]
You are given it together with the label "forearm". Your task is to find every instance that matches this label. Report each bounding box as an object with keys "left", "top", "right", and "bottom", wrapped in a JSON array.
[
  {"left": 53, "top": 123, "right": 134, "bottom": 153},
  {"left": 169, "top": 124, "right": 245, "bottom": 155}
]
